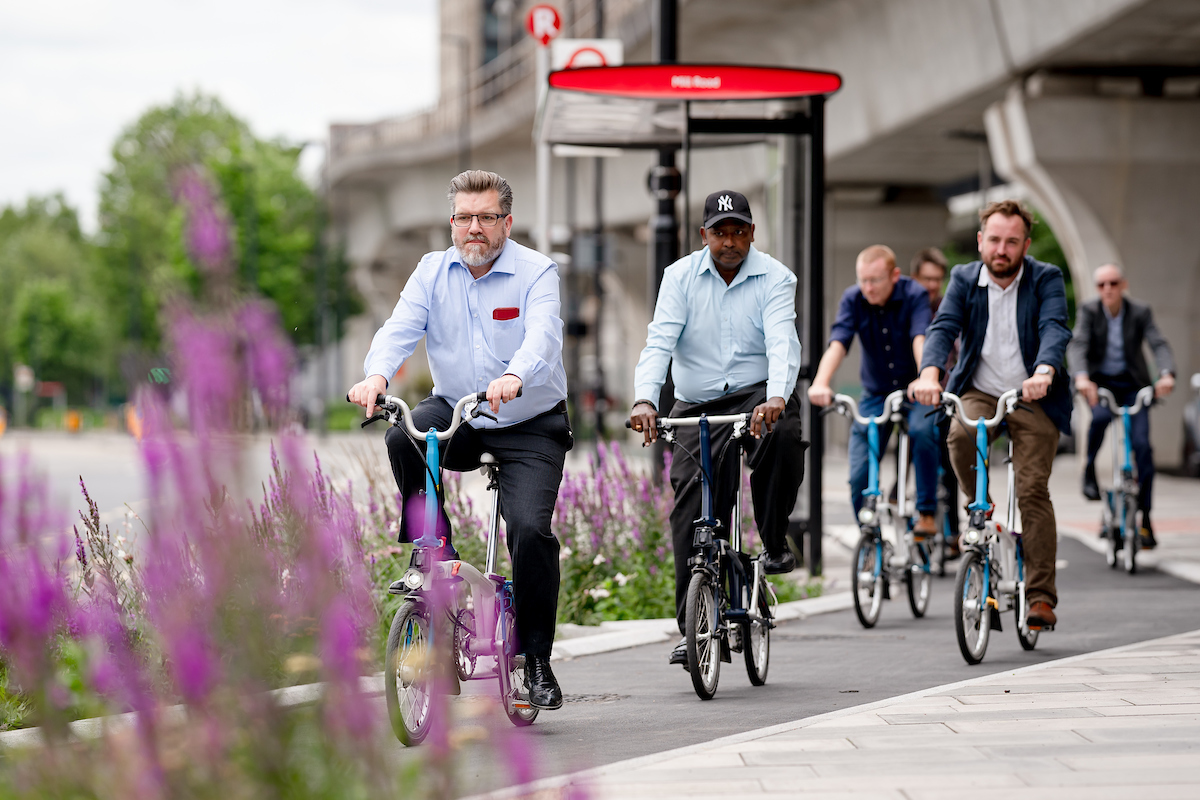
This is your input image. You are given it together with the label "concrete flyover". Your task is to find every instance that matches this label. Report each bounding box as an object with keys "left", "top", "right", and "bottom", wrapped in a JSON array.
[{"left": 326, "top": 0, "right": 1200, "bottom": 467}]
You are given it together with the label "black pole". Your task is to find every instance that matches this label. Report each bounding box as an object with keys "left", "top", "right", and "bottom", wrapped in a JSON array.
[{"left": 806, "top": 95, "right": 826, "bottom": 575}]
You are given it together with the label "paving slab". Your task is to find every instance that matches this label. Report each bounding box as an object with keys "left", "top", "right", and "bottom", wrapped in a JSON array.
[{"left": 475, "top": 629, "right": 1200, "bottom": 798}]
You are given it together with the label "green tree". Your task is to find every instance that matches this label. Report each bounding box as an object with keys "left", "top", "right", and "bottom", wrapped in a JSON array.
[
  {"left": 0, "top": 195, "right": 111, "bottom": 405},
  {"left": 97, "top": 92, "right": 358, "bottom": 378}
]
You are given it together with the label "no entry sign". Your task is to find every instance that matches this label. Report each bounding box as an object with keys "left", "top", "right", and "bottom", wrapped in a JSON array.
[{"left": 526, "top": 4, "right": 562, "bottom": 47}]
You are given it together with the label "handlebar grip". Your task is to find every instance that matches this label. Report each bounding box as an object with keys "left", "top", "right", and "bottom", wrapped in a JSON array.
[
  {"left": 625, "top": 419, "right": 633, "bottom": 429},
  {"left": 474, "top": 388, "right": 524, "bottom": 402}
]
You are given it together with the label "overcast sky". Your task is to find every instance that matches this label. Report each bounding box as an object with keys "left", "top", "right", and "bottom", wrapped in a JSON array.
[{"left": 1, "top": 0, "right": 438, "bottom": 231}]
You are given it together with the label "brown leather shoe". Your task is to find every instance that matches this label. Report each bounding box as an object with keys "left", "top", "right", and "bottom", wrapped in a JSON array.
[
  {"left": 913, "top": 513, "right": 937, "bottom": 540},
  {"left": 1027, "top": 601, "right": 1056, "bottom": 631}
]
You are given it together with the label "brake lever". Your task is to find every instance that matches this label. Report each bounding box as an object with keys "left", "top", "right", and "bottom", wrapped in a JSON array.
[
  {"left": 818, "top": 405, "right": 840, "bottom": 418},
  {"left": 361, "top": 413, "right": 389, "bottom": 428}
]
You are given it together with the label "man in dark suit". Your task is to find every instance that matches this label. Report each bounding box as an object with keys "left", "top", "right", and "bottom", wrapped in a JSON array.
[
  {"left": 1068, "top": 264, "right": 1175, "bottom": 548},
  {"left": 911, "top": 200, "right": 1072, "bottom": 632}
]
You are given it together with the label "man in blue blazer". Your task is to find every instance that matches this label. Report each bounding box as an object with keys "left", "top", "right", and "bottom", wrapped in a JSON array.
[{"left": 911, "top": 200, "right": 1071, "bottom": 632}]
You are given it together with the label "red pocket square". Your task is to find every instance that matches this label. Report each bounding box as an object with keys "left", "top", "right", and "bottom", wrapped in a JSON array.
[{"left": 493, "top": 307, "right": 519, "bottom": 321}]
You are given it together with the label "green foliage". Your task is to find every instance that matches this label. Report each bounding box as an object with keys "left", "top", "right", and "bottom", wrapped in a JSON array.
[
  {"left": 0, "top": 195, "right": 111, "bottom": 404},
  {"left": 97, "top": 91, "right": 360, "bottom": 363}
]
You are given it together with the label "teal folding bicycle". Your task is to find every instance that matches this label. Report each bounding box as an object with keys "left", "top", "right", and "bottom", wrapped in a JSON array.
[
  {"left": 1096, "top": 385, "right": 1155, "bottom": 574},
  {"left": 937, "top": 388, "right": 1041, "bottom": 665},
  {"left": 827, "top": 389, "right": 933, "bottom": 628}
]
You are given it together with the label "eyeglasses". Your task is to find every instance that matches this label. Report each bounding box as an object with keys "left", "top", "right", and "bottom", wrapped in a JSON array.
[
  {"left": 1096, "top": 280, "right": 1122, "bottom": 288},
  {"left": 452, "top": 213, "right": 505, "bottom": 227},
  {"left": 858, "top": 276, "right": 891, "bottom": 287}
]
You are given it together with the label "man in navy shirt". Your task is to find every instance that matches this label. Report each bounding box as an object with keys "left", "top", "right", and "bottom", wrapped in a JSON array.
[{"left": 809, "top": 245, "right": 940, "bottom": 537}]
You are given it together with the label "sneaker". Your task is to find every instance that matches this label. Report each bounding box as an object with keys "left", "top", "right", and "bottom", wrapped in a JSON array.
[{"left": 668, "top": 638, "right": 688, "bottom": 667}]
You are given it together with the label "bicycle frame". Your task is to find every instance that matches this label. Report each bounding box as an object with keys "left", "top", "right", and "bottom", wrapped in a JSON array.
[
  {"left": 943, "top": 390, "right": 1024, "bottom": 626},
  {"left": 1096, "top": 385, "right": 1154, "bottom": 569}
]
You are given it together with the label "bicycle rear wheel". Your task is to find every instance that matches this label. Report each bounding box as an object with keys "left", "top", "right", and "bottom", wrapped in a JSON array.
[
  {"left": 685, "top": 570, "right": 721, "bottom": 700},
  {"left": 954, "top": 549, "right": 991, "bottom": 665},
  {"left": 743, "top": 573, "right": 770, "bottom": 686},
  {"left": 1122, "top": 494, "right": 1138, "bottom": 574},
  {"left": 496, "top": 603, "right": 538, "bottom": 727},
  {"left": 906, "top": 542, "right": 932, "bottom": 618},
  {"left": 852, "top": 530, "right": 884, "bottom": 629},
  {"left": 385, "top": 600, "right": 434, "bottom": 745},
  {"left": 1016, "top": 600, "right": 1039, "bottom": 650}
]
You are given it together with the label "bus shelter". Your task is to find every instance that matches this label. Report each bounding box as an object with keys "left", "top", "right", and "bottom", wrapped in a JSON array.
[{"left": 538, "top": 63, "right": 842, "bottom": 573}]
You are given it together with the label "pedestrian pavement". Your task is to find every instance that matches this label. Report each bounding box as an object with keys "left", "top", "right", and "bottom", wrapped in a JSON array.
[{"left": 480, "top": 627, "right": 1200, "bottom": 799}]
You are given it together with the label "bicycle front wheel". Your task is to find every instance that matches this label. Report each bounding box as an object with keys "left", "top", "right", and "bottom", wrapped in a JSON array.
[
  {"left": 852, "top": 531, "right": 884, "bottom": 628},
  {"left": 385, "top": 600, "right": 434, "bottom": 745},
  {"left": 1122, "top": 494, "right": 1139, "bottom": 575},
  {"left": 743, "top": 573, "right": 770, "bottom": 686},
  {"left": 954, "top": 549, "right": 991, "bottom": 665},
  {"left": 906, "top": 542, "right": 932, "bottom": 618},
  {"left": 685, "top": 570, "right": 721, "bottom": 700}
]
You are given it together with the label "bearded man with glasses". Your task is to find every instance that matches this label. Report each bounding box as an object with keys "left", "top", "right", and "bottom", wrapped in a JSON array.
[
  {"left": 348, "top": 170, "right": 572, "bottom": 710},
  {"left": 1068, "top": 263, "right": 1175, "bottom": 548}
]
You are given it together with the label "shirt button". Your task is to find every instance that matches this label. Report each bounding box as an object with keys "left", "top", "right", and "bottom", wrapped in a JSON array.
[
  {"left": 882, "top": 328, "right": 888, "bottom": 334},
  {"left": 888, "top": 363, "right": 894, "bottom": 369},
  {"left": 885, "top": 345, "right": 891, "bottom": 351},
  {"left": 476, "top": 345, "right": 481, "bottom": 349}
]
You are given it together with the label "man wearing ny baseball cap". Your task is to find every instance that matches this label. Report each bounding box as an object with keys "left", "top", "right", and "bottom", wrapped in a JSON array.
[{"left": 630, "top": 189, "right": 806, "bottom": 669}]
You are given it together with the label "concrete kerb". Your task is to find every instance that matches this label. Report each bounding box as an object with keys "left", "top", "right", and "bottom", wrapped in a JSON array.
[{"left": 467, "top": 626, "right": 1200, "bottom": 800}]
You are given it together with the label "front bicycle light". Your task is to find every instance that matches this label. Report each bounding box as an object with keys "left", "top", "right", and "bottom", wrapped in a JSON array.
[
  {"left": 858, "top": 506, "right": 877, "bottom": 526},
  {"left": 401, "top": 568, "right": 424, "bottom": 591}
]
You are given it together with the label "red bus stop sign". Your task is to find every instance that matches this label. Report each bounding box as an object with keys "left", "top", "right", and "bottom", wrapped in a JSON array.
[
  {"left": 548, "top": 63, "right": 842, "bottom": 100},
  {"left": 526, "top": 4, "right": 562, "bottom": 47}
]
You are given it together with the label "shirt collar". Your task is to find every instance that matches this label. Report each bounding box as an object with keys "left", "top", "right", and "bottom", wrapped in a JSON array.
[
  {"left": 450, "top": 238, "right": 516, "bottom": 276},
  {"left": 977, "top": 262, "right": 1024, "bottom": 293},
  {"left": 1103, "top": 300, "right": 1124, "bottom": 321},
  {"left": 700, "top": 245, "right": 768, "bottom": 288}
]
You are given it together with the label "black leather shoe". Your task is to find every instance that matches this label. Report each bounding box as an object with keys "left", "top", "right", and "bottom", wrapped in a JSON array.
[
  {"left": 524, "top": 655, "right": 563, "bottom": 710},
  {"left": 763, "top": 549, "right": 796, "bottom": 575},
  {"left": 668, "top": 638, "right": 688, "bottom": 667},
  {"left": 1140, "top": 524, "right": 1158, "bottom": 550},
  {"left": 1082, "top": 465, "right": 1100, "bottom": 501}
]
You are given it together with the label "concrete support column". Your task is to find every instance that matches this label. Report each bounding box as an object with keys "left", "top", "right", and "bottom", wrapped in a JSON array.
[{"left": 986, "top": 84, "right": 1200, "bottom": 467}]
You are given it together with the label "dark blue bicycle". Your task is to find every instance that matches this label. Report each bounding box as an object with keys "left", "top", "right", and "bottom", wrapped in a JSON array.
[{"left": 634, "top": 411, "right": 775, "bottom": 700}]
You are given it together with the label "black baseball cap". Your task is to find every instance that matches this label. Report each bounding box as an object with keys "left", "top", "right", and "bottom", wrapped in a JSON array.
[{"left": 702, "top": 190, "right": 753, "bottom": 229}]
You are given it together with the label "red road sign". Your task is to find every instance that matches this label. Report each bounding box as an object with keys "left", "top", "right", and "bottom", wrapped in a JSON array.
[
  {"left": 548, "top": 63, "right": 842, "bottom": 100},
  {"left": 526, "top": 4, "right": 562, "bottom": 47}
]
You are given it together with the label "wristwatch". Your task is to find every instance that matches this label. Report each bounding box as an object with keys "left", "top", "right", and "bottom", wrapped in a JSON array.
[{"left": 1035, "top": 365, "right": 1053, "bottom": 376}]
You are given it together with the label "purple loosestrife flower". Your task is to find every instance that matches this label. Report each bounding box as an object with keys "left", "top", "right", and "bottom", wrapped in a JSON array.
[
  {"left": 170, "top": 312, "right": 239, "bottom": 436},
  {"left": 174, "top": 167, "right": 232, "bottom": 274},
  {"left": 237, "top": 301, "right": 294, "bottom": 415}
]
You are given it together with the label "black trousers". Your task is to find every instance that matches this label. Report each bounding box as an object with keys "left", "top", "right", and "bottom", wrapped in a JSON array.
[
  {"left": 938, "top": 417, "right": 960, "bottom": 536},
  {"left": 668, "top": 384, "right": 806, "bottom": 635},
  {"left": 385, "top": 397, "right": 572, "bottom": 658}
]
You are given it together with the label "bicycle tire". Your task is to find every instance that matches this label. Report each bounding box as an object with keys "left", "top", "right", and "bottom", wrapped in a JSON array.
[
  {"left": 906, "top": 542, "right": 932, "bottom": 618},
  {"left": 685, "top": 570, "right": 721, "bottom": 700},
  {"left": 743, "top": 574, "right": 770, "bottom": 686},
  {"left": 496, "top": 604, "right": 538, "bottom": 727},
  {"left": 385, "top": 600, "right": 434, "bottom": 745},
  {"left": 1104, "top": 500, "right": 1119, "bottom": 569},
  {"left": 1123, "top": 493, "right": 1139, "bottom": 575},
  {"left": 954, "top": 549, "right": 991, "bottom": 665},
  {"left": 852, "top": 530, "right": 884, "bottom": 629}
]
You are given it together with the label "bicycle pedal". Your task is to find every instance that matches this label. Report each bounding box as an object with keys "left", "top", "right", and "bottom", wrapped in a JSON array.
[{"left": 1028, "top": 622, "right": 1054, "bottom": 632}]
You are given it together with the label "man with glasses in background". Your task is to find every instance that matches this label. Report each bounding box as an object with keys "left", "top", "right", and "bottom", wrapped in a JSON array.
[
  {"left": 348, "top": 169, "right": 572, "bottom": 711},
  {"left": 809, "top": 245, "right": 941, "bottom": 540},
  {"left": 1069, "top": 263, "right": 1175, "bottom": 548}
]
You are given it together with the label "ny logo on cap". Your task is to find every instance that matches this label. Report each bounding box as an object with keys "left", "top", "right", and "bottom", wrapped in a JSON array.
[{"left": 717, "top": 195, "right": 733, "bottom": 212}]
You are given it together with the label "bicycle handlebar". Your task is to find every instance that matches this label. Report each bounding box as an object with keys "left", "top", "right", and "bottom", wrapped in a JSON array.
[
  {"left": 348, "top": 389, "right": 521, "bottom": 440},
  {"left": 827, "top": 389, "right": 905, "bottom": 426},
  {"left": 625, "top": 412, "right": 751, "bottom": 430},
  {"left": 1096, "top": 385, "right": 1155, "bottom": 415},
  {"left": 938, "top": 388, "right": 1021, "bottom": 429}
]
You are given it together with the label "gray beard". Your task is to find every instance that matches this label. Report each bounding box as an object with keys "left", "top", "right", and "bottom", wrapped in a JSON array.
[{"left": 458, "top": 240, "right": 503, "bottom": 268}]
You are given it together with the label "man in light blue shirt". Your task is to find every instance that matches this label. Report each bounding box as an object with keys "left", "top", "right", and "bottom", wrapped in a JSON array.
[
  {"left": 630, "top": 190, "right": 805, "bottom": 668},
  {"left": 348, "top": 170, "right": 571, "bottom": 710}
]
